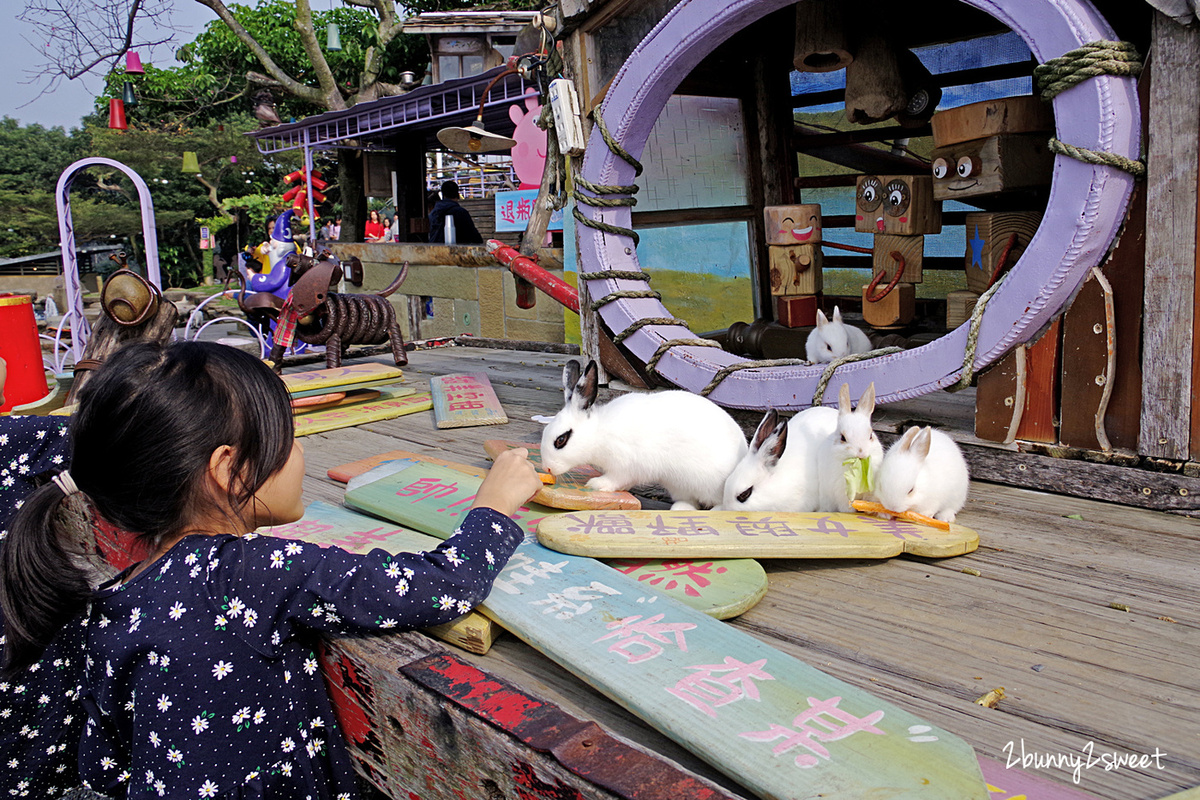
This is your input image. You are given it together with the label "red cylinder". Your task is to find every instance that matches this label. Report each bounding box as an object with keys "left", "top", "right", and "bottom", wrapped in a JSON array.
[
  {"left": 0, "top": 294, "right": 50, "bottom": 413},
  {"left": 108, "top": 98, "right": 127, "bottom": 130}
]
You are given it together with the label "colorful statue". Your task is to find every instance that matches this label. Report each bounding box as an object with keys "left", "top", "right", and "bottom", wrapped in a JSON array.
[{"left": 248, "top": 210, "right": 297, "bottom": 300}]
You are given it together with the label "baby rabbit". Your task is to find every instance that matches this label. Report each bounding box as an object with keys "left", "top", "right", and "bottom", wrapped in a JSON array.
[
  {"left": 806, "top": 306, "right": 872, "bottom": 363},
  {"left": 540, "top": 360, "right": 748, "bottom": 510},
  {"left": 874, "top": 426, "right": 970, "bottom": 523},
  {"left": 719, "top": 406, "right": 838, "bottom": 512},
  {"left": 816, "top": 383, "right": 884, "bottom": 512}
]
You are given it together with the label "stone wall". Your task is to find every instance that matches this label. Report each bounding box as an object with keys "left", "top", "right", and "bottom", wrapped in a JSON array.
[{"left": 330, "top": 243, "right": 567, "bottom": 343}]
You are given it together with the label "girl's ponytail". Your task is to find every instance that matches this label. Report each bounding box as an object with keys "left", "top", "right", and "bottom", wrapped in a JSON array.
[{"left": 0, "top": 479, "right": 93, "bottom": 675}]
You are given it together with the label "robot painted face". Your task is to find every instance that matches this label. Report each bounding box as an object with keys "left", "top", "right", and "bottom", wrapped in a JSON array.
[{"left": 855, "top": 175, "right": 941, "bottom": 236}]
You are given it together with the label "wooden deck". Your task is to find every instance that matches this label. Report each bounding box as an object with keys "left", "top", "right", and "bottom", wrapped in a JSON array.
[{"left": 294, "top": 345, "right": 1199, "bottom": 800}]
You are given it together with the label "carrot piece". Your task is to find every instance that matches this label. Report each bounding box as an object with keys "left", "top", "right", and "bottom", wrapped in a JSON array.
[
  {"left": 538, "top": 472, "right": 556, "bottom": 485},
  {"left": 851, "top": 500, "right": 950, "bottom": 531}
]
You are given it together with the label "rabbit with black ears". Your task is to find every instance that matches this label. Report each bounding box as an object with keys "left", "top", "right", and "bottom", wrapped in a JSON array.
[
  {"left": 816, "top": 382, "right": 884, "bottom": 512},
  {"left": 806, "top": 306, "right": 872, "bottom": 363},
  {"left": 874, "top": 425, "right": 970, "bottom": 522},
  {"left": 541, "top": 360, "right": 747, "bottom": 510},
  {"left": 719, "top": 407, "right": 837, "bottom": 512}
]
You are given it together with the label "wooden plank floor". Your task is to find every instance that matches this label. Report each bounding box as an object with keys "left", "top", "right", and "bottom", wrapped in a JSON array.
[{"left": 293, "top": 348, "right": 1200, "bottom": 800}]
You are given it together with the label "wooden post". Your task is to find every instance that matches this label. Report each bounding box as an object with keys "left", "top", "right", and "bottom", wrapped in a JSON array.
[
  {"left": 1141, "top": 12, "right": 1200, "bottom": 460},
  {"left": 793, "top": 0, "right": 853, "bottom": 72}
]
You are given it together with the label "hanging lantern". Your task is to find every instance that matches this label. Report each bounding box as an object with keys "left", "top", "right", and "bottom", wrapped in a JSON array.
[
  {"left": 121, "top": 82, "right": 137, "bottom": 107},
  {"left": 181, "top": 151, "right": 201, "bottom": 174},
  {"left": 125, "top": 51, "right": 144, "bottom": 74},
  {"left": 326, "top": 22, "right": 342, "bottom": 51},
  {"left": 108, "top": 98, "right": 127, "bottom": 130}
]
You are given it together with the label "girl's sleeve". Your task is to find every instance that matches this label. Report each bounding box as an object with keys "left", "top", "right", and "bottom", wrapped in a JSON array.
[{"left": 202, "top": 507, "right": 523, "bottom": 653}]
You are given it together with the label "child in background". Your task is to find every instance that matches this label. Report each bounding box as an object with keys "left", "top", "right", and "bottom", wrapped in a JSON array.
[{"left": 0, "top": 342, "right": 542, "bottom": 798}]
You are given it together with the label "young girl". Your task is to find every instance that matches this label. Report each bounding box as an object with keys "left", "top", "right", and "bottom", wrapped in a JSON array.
[{"left": 0, "top": 341, "right": 541, "bottom": 798}]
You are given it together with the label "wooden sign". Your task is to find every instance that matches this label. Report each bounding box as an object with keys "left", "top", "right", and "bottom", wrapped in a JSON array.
[
  {"left": 977, "top": 756, "right": 1099, "bottom": 799},
  {"left": 261, "top": 501, "right": 498, "bottom": 654},
  {"left": 482, "top": 439, "right": 641, "bottom": 511},
  {"left": 431, "top": 373, "right": 508, "bottom": 429},
  {"left": 281, "top": 363, "right": 405, "bottom": 397},
  {"left": 345, "top": 462, "right": 990, "bottom": 800},
  {"left": 328, "top": 449, "right": 488, "bottom": 484},
  {"left": 294, "top": 389, "right": 432, "bottom": 437},
  {"left": 537, "top": 510, "right": 978, "bottom": 560},
  {"left": 292, "top": 389, "right": 390, "bottom": 414},
  {"left": 344, "top": 462, "right": 766, "bottom": 620}
]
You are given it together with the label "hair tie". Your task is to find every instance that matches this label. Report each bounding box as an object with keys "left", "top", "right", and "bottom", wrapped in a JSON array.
[{"left": 52, "top": 471, "right": 80, "bottom": 497}]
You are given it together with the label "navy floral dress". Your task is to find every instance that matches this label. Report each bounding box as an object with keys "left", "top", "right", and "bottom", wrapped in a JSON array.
[
  {"left": 78, "top": 508, "right": 522, "bottom": 799},
  {"left": 0, "top": 416, "right": 81, "bottom": 798}
]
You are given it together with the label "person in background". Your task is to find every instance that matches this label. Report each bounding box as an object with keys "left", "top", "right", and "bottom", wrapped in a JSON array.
[
  {"left": 331, "top": 217, "right": 342, "bottom": 241},
  {"left": 427, "top": 181, "right": 483, "bottom": 244},
  {"left": 365, "top": 209, "right": 388, "bottom": 243},
  {"left": 318, "top": 219, "right": 334, "bottom": 241}
]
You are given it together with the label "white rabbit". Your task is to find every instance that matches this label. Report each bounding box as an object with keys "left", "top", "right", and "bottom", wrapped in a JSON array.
[
  {"left": 874, "top": 426, "right": 970, "bottom": 523},
  {"left": 719, "top": 407, "right": 838, "bottom": 512},
  {"left": 815, "top": 382, "right": 884, "bottom": 512},
  {"left": 806, "top": 306, "right": 873, "bottom": 363},
  {"left": 540, "top": 360, "right": 748, "bottom": 510}
]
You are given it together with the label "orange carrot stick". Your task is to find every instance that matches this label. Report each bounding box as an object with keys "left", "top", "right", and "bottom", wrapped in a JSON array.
[{"left": 851, "top": 500, "right": 950, "bottom": 531}]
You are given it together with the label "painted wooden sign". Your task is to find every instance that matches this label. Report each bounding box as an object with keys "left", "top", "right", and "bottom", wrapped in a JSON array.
[
  {"left": 292, "top": 389, "right": 390, "bottom": 414},
  {"left": 261, "top": 501, "right": 496, "bottom": 654},
  {"left": 977, "top": 756, "right": 1099, "bottom": 800},
  {"left": 430, "top": 373, "right": 508, "bottom": 429},
  {"left": 345, "top": 462, "right": 766, "bottom": 620},
  {"left": 483, "top": 439, "right": 641, "bottom": 511},
  {"left": 282, "top": 362, "right": 405, "bottom": 398},
  {"left": 294, "top": 389, "right": 432, "bottom": 437},
  {"left": 537, "top": 510, "right": 978, "bottom": 560},
  {"left": 344, "top": 462, "right": 989, "bottom": 800}
]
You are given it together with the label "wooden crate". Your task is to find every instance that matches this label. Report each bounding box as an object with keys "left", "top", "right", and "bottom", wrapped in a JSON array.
[
  {"left": 775, "top": 294, "right": 819, "bottom": 327},
  {"left": 862, "top": 282, "right": 915, "bottom": 328}
]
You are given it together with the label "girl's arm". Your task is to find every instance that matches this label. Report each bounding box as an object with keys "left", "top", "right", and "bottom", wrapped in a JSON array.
[{"left": 204, "top": 450, "right": 542, "bottom": 649}]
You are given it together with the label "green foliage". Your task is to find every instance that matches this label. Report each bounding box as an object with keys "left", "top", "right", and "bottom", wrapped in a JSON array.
[{"left": 220, "top": 193, "right": 282, "bottom": 235}]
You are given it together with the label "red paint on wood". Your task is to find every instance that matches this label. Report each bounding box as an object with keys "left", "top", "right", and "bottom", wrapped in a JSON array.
[
  {"left": 487, "top": 239, "right": 580, "bottom": 313},
  {"left": 422, "top": 654, "right": 545, "bottom": 729}
]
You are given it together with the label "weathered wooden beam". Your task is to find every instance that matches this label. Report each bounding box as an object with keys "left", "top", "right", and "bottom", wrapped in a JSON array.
[
  {"left": 322, "top": 633, "right": 747, "bottom": 800},
  {"left": 1141, "top": 12, "right": 1200, "bottom": 460}
]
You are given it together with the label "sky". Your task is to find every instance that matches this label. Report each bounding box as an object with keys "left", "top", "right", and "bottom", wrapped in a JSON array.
[{"left": 2, "top": 0, "right": 221, "bottom": 130}]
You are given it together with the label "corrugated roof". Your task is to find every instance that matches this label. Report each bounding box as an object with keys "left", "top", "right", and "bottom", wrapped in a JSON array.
[{"left": 401, "top": 10, "right": 539, "bottom": 34}]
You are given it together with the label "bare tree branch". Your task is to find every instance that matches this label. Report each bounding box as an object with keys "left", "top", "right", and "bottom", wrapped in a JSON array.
[{"left": 291, "top": 0, "right": 344, "bottom": 109}]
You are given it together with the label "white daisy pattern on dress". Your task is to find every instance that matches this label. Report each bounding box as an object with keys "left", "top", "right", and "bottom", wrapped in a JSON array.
[{"left": 59, "top": 506, "right": 522, "bottom": 796}]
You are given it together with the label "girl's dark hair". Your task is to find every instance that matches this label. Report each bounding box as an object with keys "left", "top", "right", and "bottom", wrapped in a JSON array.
[{"left": 0, "top": 341, "right": 294, "bottom": 674}]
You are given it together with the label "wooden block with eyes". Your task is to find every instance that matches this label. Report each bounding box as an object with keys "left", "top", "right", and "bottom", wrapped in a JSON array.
[
  {"left": 931, "top": 134, "right": 1054, "bottom": 202},
  {"left": 855, "top": 175, "right": 942, "bottom": 236},
  {"left": 764, "top": 204, "right": 822, "bottom": 246}
]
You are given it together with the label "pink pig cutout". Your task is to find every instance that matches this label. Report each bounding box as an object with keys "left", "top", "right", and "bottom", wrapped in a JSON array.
[{"left": 509, "top": 89, "right": 547, "bottom": 189}]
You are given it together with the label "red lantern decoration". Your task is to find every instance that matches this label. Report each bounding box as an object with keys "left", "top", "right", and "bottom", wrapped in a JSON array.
[{"left": 108, "top": 98, "right": 128, "bottom": 130}]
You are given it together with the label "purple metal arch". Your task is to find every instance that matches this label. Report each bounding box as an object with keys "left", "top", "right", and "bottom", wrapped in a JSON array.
[
  {"left": 56, "top": 157, "right": 163, "bottom": 363},
  {"left": 576, "top": 0, "right": 1140, "bottom": 410}
]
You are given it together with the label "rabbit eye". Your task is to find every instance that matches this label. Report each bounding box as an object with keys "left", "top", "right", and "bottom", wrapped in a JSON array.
[
  {"left": 839, "top": 434, "right": 846, "bottom": 443},
  {"left": 736, "top": 487, "right": 753, "bottom": 503},
  {"left": 553, "top": 431, "right": 572, "bottom": 449}
]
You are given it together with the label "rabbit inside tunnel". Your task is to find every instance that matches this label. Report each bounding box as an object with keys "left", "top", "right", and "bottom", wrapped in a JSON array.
[{"left": 265, "top": 251, "right": 410, "bottom": 372}]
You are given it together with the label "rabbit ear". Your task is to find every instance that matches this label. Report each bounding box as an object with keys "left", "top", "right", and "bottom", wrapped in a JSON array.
[
  {"left": 832, "top": 306, "right": 843, "bottom": 323},
  {"left": 763, "top": 416, "right": 788, "bottom": 466},
  {"left": 896, "top": 425, "right": 921, "bottom": 450},
  {"left": 577, "top": 361, "right": 599, "bottom": 411},
  {"left": 751, "top": 409, "right": 780, "bottom": 452},
  {"left": 838, "top": 383, "right": 852, "bottom": 414},
  {"left": 815, "top": 309, "right": 829, "bottom": 329},
  {"left": 563, "top": 360, "right": 582, "bottom": 403},
  {"left": 910, "top": 426, "right": 932, "bottom": 459},
  {"left": 857, "top": 383, "right": 876, "bottom": 416}
]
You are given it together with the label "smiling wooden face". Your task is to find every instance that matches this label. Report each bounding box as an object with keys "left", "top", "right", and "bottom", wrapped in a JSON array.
[
  {"left": 854, "top": 175, "right": 941, "bottom": 236},
  {"left": 764, "top": 204, "right": 822, "bottom": 246},
  {"left": 931, "top": 134, "right": 1054, "bottom": 201}
]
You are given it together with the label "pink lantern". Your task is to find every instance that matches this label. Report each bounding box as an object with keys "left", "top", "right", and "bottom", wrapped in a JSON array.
[{"left": 125, "top": 51, "right": 144, "bottom": 74}]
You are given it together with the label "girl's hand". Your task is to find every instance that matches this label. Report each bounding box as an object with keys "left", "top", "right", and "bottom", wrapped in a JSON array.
[{"left": 471, "top": 448, "right": 542, "bottom": 517}]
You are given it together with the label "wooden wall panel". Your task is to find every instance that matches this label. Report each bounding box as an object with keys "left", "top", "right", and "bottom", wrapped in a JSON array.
[{"left": 1140, "top": 12, "right": 1200, "bottom": 460}]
